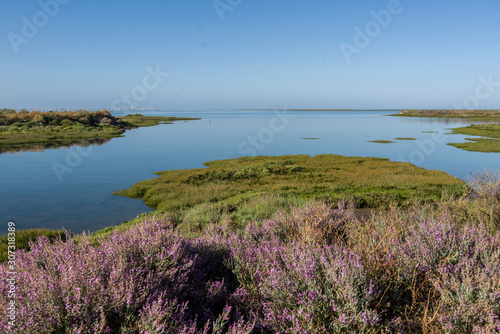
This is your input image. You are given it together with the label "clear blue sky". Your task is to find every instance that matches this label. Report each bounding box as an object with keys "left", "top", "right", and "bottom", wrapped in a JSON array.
[{"left": 1, "top": 0, "right": 499, "bottom": 109}]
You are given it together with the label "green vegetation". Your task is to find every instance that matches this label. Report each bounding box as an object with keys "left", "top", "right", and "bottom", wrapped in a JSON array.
[
  {"left": 114, "top": 154, "right": 465, "bottom": 234},
  {"left": 395, "top": 137, "right": 416, "bottom": 140},
  {"left": 389, "top": 109, "right": 500, "bottom": 152},
  {"left": 447, "top": 123, "right": 500, "bottom": 152},
  {"left": 0, "top": 228, "right": 67, "bottom": 262},
  {"left": 448, "top": 124, "right": 500, "bottom": 153},
  {"left": 369, "top": 140, "right": 395, "bottom": 144},
  {"left": 393, "top": 109, "right": 500, "bottom": 119},
  {"left": 0, "top": 110, "right": 199, "bottom": 154},
  {"left": 3, "top": 171, "right": 500, "bottom": 332},
  {"left": 0, "top": 109, "right": 16, "bottom": 115}
]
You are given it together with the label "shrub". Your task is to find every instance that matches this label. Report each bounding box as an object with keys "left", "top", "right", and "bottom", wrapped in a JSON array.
[
  {"left": 0, "top": 109, "right": 16, "bottom": 115},
  {"left": 0, "top": 219, "right": 252, "bottom": 333},
  {"left": 0, "top": 228, "right": 66, "bottom": 263},
  {"left": 2, "top": 200, "right": 500, "bottom": 333}
]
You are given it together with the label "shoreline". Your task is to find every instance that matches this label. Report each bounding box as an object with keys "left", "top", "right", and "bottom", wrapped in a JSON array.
[{"left": 0, "top": 110, "right": 200, "bottom": 154}]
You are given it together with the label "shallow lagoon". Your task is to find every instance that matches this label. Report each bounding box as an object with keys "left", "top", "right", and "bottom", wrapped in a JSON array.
[{"left": 0, "top": 110, "right": 498, "bottom": 233}]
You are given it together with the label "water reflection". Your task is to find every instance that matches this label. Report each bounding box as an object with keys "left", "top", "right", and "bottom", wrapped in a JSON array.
[{"left": 0, "top": 138, "right": 110, "bottom": 155}]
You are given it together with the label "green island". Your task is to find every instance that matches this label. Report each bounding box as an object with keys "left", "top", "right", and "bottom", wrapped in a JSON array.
[
  {"left": 0, "top": 109, "right": 199, "bottom": 154},
  {"left": 447, "top": 123, "right": 500, "bottom": 152},
  {"left": 112, "top": 154, "right": 465, "bottom": 235},
  {"left": 391, "top": 109, "right": 500, "bottom": 152},
  {"left": 369, "top": 140, "right": 395, "bottom": 144},
  {"left": 393, "top": 109, "right": 500, "bottom": 119},
  {"left": 395, "top": 137, "right": 416, "bottom": 140},
  {"left": 2, "top": 154, "right": 467, "bottom": 251}
]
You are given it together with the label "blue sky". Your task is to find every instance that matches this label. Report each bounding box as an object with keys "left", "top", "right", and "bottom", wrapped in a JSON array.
[{"left": 1, "top": 0, "right": 499, "bottom": 109}]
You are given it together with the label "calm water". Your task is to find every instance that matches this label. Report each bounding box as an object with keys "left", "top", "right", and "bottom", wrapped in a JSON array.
[{"left": 0, "top": 110, "right": 498, "bottom": 234}]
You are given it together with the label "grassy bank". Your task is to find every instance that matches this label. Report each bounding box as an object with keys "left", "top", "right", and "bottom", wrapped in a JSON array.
[
  {"left": 0, "top": 110, "right": 199, "bottom": 154},
  {"left": 114, "top": 154, "right": 465, "bottom": 234},
  {"left": 447, "top": 123, "right": 500, "bottom": 152},
  {"left": 393, "top": 109, "right": 500, "bottom": 119}
]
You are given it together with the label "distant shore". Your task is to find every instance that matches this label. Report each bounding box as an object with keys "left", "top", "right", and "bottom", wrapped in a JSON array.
[
  {"left": 0, "top": 110, "right": 199, "bottom": 154},
  {"left": 390, "top": 109, "right": 500, "bottom": 153},
  {"left": 392, "top": 109, "right": 500, "bottom": 119}
]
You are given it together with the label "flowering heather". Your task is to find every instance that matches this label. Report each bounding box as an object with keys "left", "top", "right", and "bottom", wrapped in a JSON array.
[
  {"left": 0, "top": 219, "right": 253, "bottom": 334},
  {"left": 2, "top": 202, "right": 500, "bottom": 333}
]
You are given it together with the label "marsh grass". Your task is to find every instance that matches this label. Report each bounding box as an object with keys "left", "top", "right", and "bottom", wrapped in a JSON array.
[
  {"left": 114, "top": 155, "right": 465, "bottom": 234},
  {"left": 447, "top": 123, "right": 500, "bottom": 152},
  {"left": 369, "top": 140, "right": 396, "bottom": 144},
  {"left": 395, "top": 137, "right": 416, "bottom": 141}
]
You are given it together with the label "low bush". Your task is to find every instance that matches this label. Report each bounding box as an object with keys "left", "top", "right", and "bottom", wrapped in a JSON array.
[
  {"left": 2, "top": 172, "right": 499, "bottom": 333},
  {"left": 3, "top": 200, "right": 500, "bottom": 333}
]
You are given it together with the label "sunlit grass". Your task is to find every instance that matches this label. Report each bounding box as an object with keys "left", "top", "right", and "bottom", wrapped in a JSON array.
[
  {"left": 447, "top": 123, "right": 500, "bottom": 152},
  {"left": 114, "top": 154, "right": 465, "bottom": 232}
]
